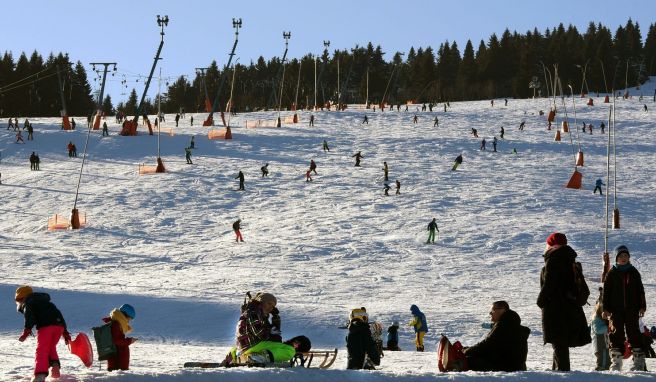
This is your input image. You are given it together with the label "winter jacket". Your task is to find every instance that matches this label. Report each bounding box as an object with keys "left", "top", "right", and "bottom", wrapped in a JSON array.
[
  {"left": 102, "top": 313, "right": 134, "bottom": 371},
  {"left": 463, "top": 309, "right": 530, "bottom": 371},
  {"left": 346, "top": 320, "right": 380, "bottom": 369},
  {"left": 590, "top": 314, "right": 609, "bottom": 335},
  {"left": 233, "top": 221, "right": 241, "bottom": 232},
  {"left": 454, "top": 155, "right": 463, "bottom": 164},
  {"left": 427, "top": 221, "right": 439, "bottom": 232},
  {"left": 602, "top": 264, "right": 646, "bottom": 314},
  {"left": 537, "top": 245, "right": 591, "bottom": 347},
  {"left": 386, "top": 325, "right": 399, "bottom": 348},
  {"left": 18, "top": 293, "right": 66, "bottom": 330},
  {"left": 409, "top": 305, "right": 428, "bottom": 333},
  {"left": 236, "top": 300, "right": 281, "bottom": 352}
]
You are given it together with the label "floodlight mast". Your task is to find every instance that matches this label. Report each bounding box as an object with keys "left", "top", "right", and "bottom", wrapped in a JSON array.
[
  {"left": 88, "top": 62, "right": 117, "bottom": 129},
  {"left": 269, "top": 31, "right": 291, "bottom": 109},
  {"left": 205, "top": 18, "right": 242, "bottom": 126},
  {"left": 132, "top": 15, "right": 169, "bottom": 128}
]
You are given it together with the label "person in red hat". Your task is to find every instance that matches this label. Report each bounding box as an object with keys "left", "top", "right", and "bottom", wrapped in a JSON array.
[{"left": 537, "top": 233, "right": 590, "bottom": 371}]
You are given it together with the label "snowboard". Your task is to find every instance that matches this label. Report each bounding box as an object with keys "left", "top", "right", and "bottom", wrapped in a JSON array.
[{"left": 437, "top": 335, "right": 467, "bottom": 372}]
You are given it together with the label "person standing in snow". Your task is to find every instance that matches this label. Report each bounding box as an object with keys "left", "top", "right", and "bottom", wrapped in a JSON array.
[
  {"left": 261, "top": 163, "right": 269, "bottom": 177},
  {"left": 593, "top": 178, "right": 605, "bottom": 195},
  {"left": 427, "top": 218, "right": 439, "bottom": 244},
  {"left": 102, "top": 121, "right": 109, "bottom": 136},
  {"left": 480, "top": 138, "right": 486, "bottom": 151},
  {"left": 352, "top": 151, "right": 363, "bottom": 167},
  {"left": 590, "top": 298, "right": 610, "bottom": 371},
  {"left": 346, "top": 307, "right": 380, "bottom": 369},
  {"left": 408, "top": 305, "right": 428, "bottom": 351},
  {"left": 492, "top": 136, "right": 498, "bottom": 152},
  {"left": 27, "top": 123, "right": 34, "bottom": 140},
  {"left": 310, "top": 159, "right": 317, "bottom": 175},
  {"left": 395, "top": 179, "right": 401, "bottom": 195},
  {"left": 189, "top": 136, "right": 195, "bottom": 149},
  {"left": 362, "top": 115, "right": 369, "bottom": 124},
  {"left": 306, "top": 169, "right": 313, "bottom": 182},
  {"left": 309, "top": 114, "right": 315, "bottom": 126},
  {"left": 102, "top": 304, "right": 138, "bottom": 371},
  {"left": 385, "top": 321, "right": 401, "bottom": 351},
  {"left": 602, "top": 245, "right": 647, "bottom": 371},
  {"left": 383, "top": 183, "right": 391, "bottom": 196},
  {"left": 185, "top": 147, "right": 193, "bottom": 164},
  {"left": 322, "top": 139, "right": 330, "bottom": 152},
  {"left": 433, "top": 116, "right": 439, "bottom": 127},
  {"left": 382, "top": 161, "right": 389, "bottom": 181},
  {"left": 500, "top": 126, "right": 505, "bottom": 139},
  {"left": 233, "top": 219, "right": 244, "bottom": 242},
  {"left": 15, "top": 286, "right": 71, "bottom": 382},
  {"left": 236, "top": 171, "right": 245, "bottom": 190},
  {"left": 412, "top": 114, "right": 418, "bottom": 124},
  {"left": 175, "top": 113, "right": 180, "bottom": 127},
  {"left": 452, "top": 154, "right": 463, "bottom": 171}
]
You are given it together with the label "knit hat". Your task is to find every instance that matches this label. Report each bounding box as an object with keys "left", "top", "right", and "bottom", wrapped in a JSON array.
[
  {"left": 349, "top": 307, "right": 368, "bottom": 322},
  {"left": 15, "top": 285, "right": 33, "bottom": 301},
  {"left": 614, "top": 245, "right": 630, "bottom": 262},
  {"left": 254, "top": 292, "right": 277, "bottom": 306},
  {"left": 546, "top": 232, "right": 567, "bottom": 247}
]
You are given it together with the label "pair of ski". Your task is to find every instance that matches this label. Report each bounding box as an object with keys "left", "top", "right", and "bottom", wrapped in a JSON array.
[{"left": 184, "top": 349, "right": 338, "bottom": 369}]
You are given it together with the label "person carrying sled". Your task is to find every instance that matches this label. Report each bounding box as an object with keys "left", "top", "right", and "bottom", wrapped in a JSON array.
[
  {"left": 602, "top": 245, "right": 647, "bottom": 371},
  {"left": 352, "top": 151, "right": 363, "bottom": 167},
  {"left": 346, "top": 307, "right": 381, "bottom": 369},
  {"left": 451, "top": 153, "right": 463, "bottom": 171},
  {"left": 385, "top": 321, "right": 401, "bottom": 351},
  {"left": 462, "top": 300, "right": 530, "bottom": 371},
  {"left": 233, "top": 219, "right": 244, "bottom": 242},
  {"left": 261, "top": 163, "right": 269, "bottom": 177},
  {"left": 236, "top": 170, "right": 245, "bottom": 190},
  {"left": 102, "top": 304, "right": 137, "bottom": 371},
  {"left": 408, "top": 305, "right": 428, "bottom": 351},
  {"left": 15, "top": 286, "right": 71, "bottom": 382},
  {"left": 593, "top": 178, "right": 604, "bottom": 195},
  {"left": 427, "top": 218, "right": 439, "bottom": 244},
  {"left": 537, "top": 232, "right": 591, "bottom": 371}
]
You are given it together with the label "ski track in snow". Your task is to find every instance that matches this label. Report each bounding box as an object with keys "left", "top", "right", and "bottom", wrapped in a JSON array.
[{"left": 1, "top": 79, "right": 655, "bottom": 381}]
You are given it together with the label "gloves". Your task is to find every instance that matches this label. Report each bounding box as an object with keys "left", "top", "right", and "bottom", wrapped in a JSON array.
[
  {"left": 18, "top": 328, "right": 32, "bottom": 342},
  {"left": 63, "top": 331, "right": 72, "bottom": 345}
]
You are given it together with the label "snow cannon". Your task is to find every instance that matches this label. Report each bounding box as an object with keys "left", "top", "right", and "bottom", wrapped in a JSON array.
[{"left": 68, "top": 332, "right": 94, "bottom": 367}]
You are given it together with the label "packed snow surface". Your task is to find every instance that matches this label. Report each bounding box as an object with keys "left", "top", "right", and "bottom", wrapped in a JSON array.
[{"left": 1, "top": 80, "right": 655, "bottom": 381}]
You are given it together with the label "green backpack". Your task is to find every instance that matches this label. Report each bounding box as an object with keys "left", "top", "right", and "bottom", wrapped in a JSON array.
[{"left": 92, "top": 322, "right": 117, "bottom": 361}]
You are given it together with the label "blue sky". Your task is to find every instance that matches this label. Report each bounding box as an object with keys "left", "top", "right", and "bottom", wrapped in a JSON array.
[{"left": 2, "top": 0, "right": 655, "bottom": 103}]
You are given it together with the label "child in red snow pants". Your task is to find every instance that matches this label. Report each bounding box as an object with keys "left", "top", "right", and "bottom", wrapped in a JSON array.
[{"left": 35, "top": 326, "right": 64, "bottom": 375}]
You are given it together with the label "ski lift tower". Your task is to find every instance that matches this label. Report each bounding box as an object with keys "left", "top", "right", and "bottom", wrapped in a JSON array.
[
  {"left": 276, "top": 32, "right": 291, "bottom": 127},
  {"left": 89, "top": 62, "right": 117, "bottom": 130},
  {"left": 195, "top": 67, "right": 212, "bottom": 112},
  {"left": 317, "top": 40, "right": 330, "bottom": 108}
]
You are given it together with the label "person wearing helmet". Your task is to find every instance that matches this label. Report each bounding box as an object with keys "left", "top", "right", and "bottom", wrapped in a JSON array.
[
  {"left": 102, "top": 304, "right": 137, "bottom": 371},
  {"left": 15, "top": 285, "right": 70, "bottom": 382},
  {"left": 602, "top": 245, "right": 647, "bottom": 371},
  {"left": 346, "top": 307, "right": 380, "bottom": 369}
]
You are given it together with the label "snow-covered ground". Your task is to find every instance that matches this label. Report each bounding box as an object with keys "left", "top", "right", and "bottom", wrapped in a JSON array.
[{"left": 1, "top": 80, "right": 655, "bottom": 382}]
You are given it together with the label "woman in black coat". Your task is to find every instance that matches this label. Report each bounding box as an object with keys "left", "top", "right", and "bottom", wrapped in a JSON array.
[{"left": 537, "top": 233, "right": 590, "bottom": 371}]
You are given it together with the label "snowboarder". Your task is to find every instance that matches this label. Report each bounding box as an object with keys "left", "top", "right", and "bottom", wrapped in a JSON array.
[
  {"left": 480, "top": 138, "right": 486, "bottom": 151},
  {"left": 236, "top": 171, "right": 245, "bottom": 190},
  {"left": 383, "top": 183, "right": 391, "bottom": 196},
  {"left": 500, "top": 126, "right": 505, "bottom": 139},
  {"left": 433, "top": 116, "right": 439, "bottom": 127},
  {"left": 395, "top": 179, "right": 400, "bottom": 195},
  {"left": 185, "top": 147, "right": 193, "bottom": 164},
  {"left": 427, "top": 218, "right": 439, "bottom": 244},
  {"left": 261, "top": 163, "right": 269, "bottom": 177},
  {"left": 306, "top": 169, "right": 313, "bottom": 182},
  {"left": 462, "top": 300, "right": 530, "bottom": 371},
  {"left": 346, "top": 307, "right": 380, "bottom": 370},
  {"left": 362, "top": 115, "right": 369, "bottom": 124},
  {"left": 102, "top": 122, "right": 109, "bottom": 136},
  {"left": 602, "top": 245, "right": 647, "bottom": 372},
  {"left": 352, "top": 151, "right": 363, "bottom": 167},
  {"left": 492, "top": 136, "right": 498, "bottom": 152},
  {"left": 310, "top": 159, "right": 317, "bottom": 175},
  {"left": 309, "top": 114, "right": 315, "bottom": 126},
  {"left": 102, "top": 304, "right": 137, "bottom": 371},
  {"left": 15, "top": 285, "right": 71, "bottom": 382},
  {"left": 593, "top": 178, "right": 605, "bottom": 195},
  {"left": 408, "top": 305, "right": 428, "bottom": 351},
  {"left": 190, "top": 136, "right": 195, "bottom": 149},
  {"left": 382, "top": 162, "right": 389, "bottom": 181},
  {"left": 233, "top": 219, "right": 244, "bottom": 242},
  {"left": 452, "top": 154, "right": 463, "bottom": 171},
  {"left": 385, "top": 322, "right": 400, "bottom": 351},
  {"left": 322, "top": 139, "right": 330, "bottom": 152}
]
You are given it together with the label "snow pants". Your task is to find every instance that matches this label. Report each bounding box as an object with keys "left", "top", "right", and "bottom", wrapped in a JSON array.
[
  {"left": 451, "top": 162, "right": 460, "bottom": 171},
  {"left": 427, "top": 230, "right": 436, "bottom": 243},
  {"left": 594, "top": 333, "right": 610, "bottom": 370},
  {"left": 232, "top": 341, "right": 296, "bottom": 363},
  {"left": 415, "top": 332, "right": 425, "bottom": 351},
  {"left": 608, "top": 310, "right": 642, "bottom": 350},
  {"left": 551, "top": 342, "right": 570, "bottom": 371},
  {"left": 234, "top": 230, "right": 243, "bottom": 242},
  {"left": 35, "top": 325, "right": 64, "bottom": 375}
]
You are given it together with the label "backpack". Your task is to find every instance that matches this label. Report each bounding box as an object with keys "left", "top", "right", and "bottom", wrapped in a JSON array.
[
  {"left": 571, "top": 261, "right": 590, "bottom": 306},
  {"left": 92, "top": 322, "right": 116, "bottom": 361}
]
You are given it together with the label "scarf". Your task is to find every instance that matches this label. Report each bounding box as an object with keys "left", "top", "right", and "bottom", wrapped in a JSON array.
[
  {"left": 110, "top": 309, "right": 132, "bottom": 334},
  {"left": 613, "top": 263, "right": 633, "bottom": 272}
]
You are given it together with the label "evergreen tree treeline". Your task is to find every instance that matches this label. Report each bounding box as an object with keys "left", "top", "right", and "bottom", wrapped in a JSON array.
[{"left": 2, "top": 19, "right": 655, "bottom": 117}]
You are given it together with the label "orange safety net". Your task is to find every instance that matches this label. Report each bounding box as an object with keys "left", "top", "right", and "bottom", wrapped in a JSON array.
[
  {"left": 47, "top": 213, "right": 86, "bottom": 231},
  {"left": 246, "top": 120, "right": 278, "bottom": 128},
  {"left": 208, "top": 128, "right": 232, "bottom": 140},
  {"left": 138, "top": 164, "right": 159, "bottom": 175}
]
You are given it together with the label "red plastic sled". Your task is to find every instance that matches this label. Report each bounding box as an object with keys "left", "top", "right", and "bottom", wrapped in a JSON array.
[
  {"left": 69, "top": 332, "right": 94, "bottom": 367},
  {"left": 437, "top": 335, "right": 467, "bottom": 372}
]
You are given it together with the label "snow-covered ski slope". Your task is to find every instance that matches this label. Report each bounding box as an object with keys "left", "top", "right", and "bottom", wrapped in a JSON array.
[{"left": 1, "top": 79, "right": 655, "bottom": 381}]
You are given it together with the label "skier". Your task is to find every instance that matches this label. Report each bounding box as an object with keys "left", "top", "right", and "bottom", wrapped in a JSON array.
[
  {"left": 600, "top": 122, "right": 605, "bottom": 134},
  {"left": 362, "top": 115, "right": 369, "bottom": 124},
  {"left": 102, "top": 121, "right": 109, "bottom": 136},
  {"left": 395, "top": 179, "right": 401, "bottom": 195},
  {"left": 385, "top": 321, "right": 401, "bottom": 351},
  {"left": 471, "top": 128, "right": 478, "bottom": 138},
  {"left": 15, "top": 286, "right": 71, "bottom": 382},
  {"left": 185, "top": 147, "right": 193, "bottom": 164},
  {"left": 433, "top": 116, "right": 439, "bottom": 127},
  {"left": 412, "top": 114, "right": 418, "bottom": 124},
  {"left": 16, "top": 130, "right": 24, "bottom": 143},
  {"left": 500, "top": 126, "right": 505, "bottom": 139},
  {"left": 306, "top": 169, "right": 313, "bottom": 182},
  {"left": 382, "top": 161, "right": 389, "bottom": 181},
  {"left": 236, "top": 171, "right": 245, "bottom": 190},
  {"left": 519, "top": 121, "right": 525, "bottom": 131},
  {"left": 102, "top": 304, "right": 137, "bottom": 371},
  {"left": 451, "top": 153, "right": 463, "bottom": 171},
  {"left": 480, "top": 138, "right": 486, "bottom": 151},
  {"left": 309, "top": 114, "right": 315, "bottom": 126},
  {"left": 261, "top": 163, "right": 269, "bottom": 177},
  {"left": 492, "top": 136, "right": 498, "bottom": 152},
  {"left": 408, "top": 305, "right": 428, "bottom": 351},
  {"left": 352, "top": 151, "right": 363, "bottom": 167},
  {"left": 593, "top": 178, "right": 605, "bottom": 195},
  {"left": 233, "top": 219, "right": 244, "bottom": 242},
  {"left": 71, "top": 118, "right": 76, "bottom": 130},
  {"left": 310, "top": 159, "right": 317, "bottom": 175},
  {"left": 322, "top": 139, "right": 330, "bottom": 152},
  {"left": 175, "top": 113, "right": 180, "bottom": 127},
  {"left": 346, "top": 307, "right": 380, "bottom": 370},
  {"left": 427, "top": 218, "right": 439, "bottom": 244},
  {"left": 190, "top": 136, "right": 195, "bottom": 149},
  {"left": 383, "top": 183, "right": 391, "bottom": 196}
]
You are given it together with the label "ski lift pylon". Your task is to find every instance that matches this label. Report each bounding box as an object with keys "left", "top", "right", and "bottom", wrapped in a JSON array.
[
  {"left": 554, "top": 130, "right": 561, "bottom": 141},
  {"left": 566, "top": 169, "right": 583, "bottom": 189},
  {"left": 561, "top": 121, "right": 569, "bottom": 133},
  {"left": 576, "top": 150, "right": 584, "bottom": 166}
]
